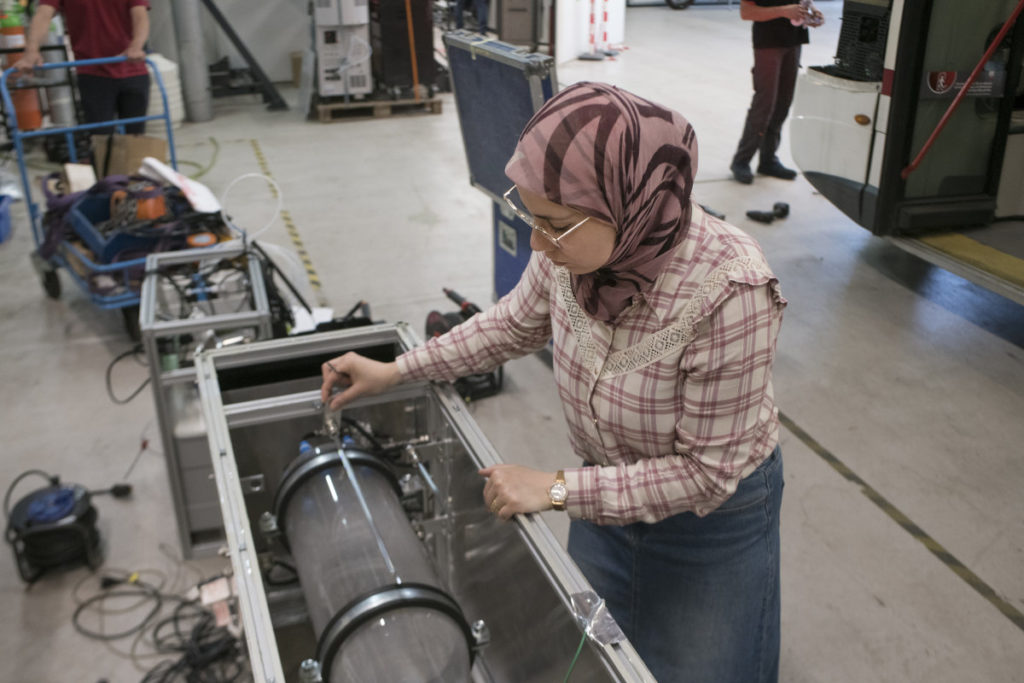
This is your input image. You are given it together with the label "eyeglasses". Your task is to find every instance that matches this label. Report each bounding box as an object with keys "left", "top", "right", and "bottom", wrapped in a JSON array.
[{"left": 503, "top": 185, "right": 591, "bottom": 249}]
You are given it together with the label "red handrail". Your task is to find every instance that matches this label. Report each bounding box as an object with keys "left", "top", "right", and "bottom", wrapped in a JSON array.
[{"left": 901, "top": 0, "right": 1024, "bottom": 180}]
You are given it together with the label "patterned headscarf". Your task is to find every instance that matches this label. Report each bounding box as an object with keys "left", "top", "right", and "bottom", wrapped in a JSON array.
[{"left": 505, "top": 82, "right": 697, "bottom": 323}]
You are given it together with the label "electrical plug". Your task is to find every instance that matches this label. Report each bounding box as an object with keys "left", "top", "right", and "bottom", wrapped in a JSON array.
[{"left": 109, "top": 484, "right": 132, "bottom": 498}]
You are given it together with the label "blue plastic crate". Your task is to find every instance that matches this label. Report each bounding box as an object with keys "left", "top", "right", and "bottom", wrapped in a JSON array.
[{"left": 69, "top": 194, "right": 160, "bottom": 263}]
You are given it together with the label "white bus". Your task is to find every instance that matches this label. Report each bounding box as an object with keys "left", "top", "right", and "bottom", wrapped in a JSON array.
[{"left": 790, "top": 0, "right": 1024, "bottom": 303}]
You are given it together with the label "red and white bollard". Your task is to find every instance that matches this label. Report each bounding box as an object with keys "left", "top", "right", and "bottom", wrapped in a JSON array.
[{"left": 578, "top": 0, "right": 605, "bottom": 61}]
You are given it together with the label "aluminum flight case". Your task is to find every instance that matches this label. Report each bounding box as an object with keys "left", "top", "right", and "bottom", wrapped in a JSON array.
[
  {"left": 194, "top": 324, "right": 656, "bottom": 681},
  {"left": 443, "top": 30, "right": 557, "bottom": 299},
  {"left": 139, "top": 241, "right": 274, "bottom": 557}
]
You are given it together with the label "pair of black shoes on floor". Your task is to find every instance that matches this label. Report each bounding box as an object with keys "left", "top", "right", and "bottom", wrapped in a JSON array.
[
  {"left": 746, "top": 202, "right": 790, "bottom": 224},
  {"left": 731, "top": 160, "right": 798, "bottom": 184}
]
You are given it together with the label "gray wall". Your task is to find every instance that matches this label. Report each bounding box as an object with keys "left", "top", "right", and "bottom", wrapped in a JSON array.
[{"left": 149, "top": 0, "right": 309, "bottom": 84}]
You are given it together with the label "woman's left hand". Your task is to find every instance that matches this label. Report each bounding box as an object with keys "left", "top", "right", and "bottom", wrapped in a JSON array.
[{"left": 479, "top": 464, "right": 557, "bottom": 521}]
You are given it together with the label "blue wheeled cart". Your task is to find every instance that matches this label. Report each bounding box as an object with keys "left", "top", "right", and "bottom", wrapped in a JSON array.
[{"left": 0, "top": 56, "right": 178, "bottom": 337}]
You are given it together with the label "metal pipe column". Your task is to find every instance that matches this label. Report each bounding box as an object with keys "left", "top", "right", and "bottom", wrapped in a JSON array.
[{"left": 170, "top": 0, "right": 212, "bottom": 122}]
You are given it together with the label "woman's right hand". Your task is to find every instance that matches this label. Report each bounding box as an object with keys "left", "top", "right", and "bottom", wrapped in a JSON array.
[{"left": 320, "top": 352, "right": 401, "bottom": 411}]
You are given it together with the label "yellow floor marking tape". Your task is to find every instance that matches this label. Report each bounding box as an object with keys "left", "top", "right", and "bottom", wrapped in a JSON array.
[{"left": 249, "top": 139, "right": 329, "bottom": 308}]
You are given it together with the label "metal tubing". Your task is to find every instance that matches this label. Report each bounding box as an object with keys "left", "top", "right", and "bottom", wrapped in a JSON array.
[
  {"left": 327, "top": 436, "right": 398, "bottom": 579},
  {"left": 170, "top": 0, "right": 213, "bottom": 122},
  {"left": 40, "top": 35, "right": 75, "bottom": 126}
]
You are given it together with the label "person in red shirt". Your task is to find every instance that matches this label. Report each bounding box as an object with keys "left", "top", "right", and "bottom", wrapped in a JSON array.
[{"left": 15, "top": 0, "right": 151, "bottom": 134}]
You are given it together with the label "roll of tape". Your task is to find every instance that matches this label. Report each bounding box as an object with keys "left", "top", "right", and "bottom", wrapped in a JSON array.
[{"left": 186, "top": 231, "right": 217, "bottom": 248}]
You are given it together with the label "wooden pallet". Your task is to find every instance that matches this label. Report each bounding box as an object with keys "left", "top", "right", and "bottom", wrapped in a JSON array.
[{"left": 315, "top": 96, "right": 442, "bottom": 122}]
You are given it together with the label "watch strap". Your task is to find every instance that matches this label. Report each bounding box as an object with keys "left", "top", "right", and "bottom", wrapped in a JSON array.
[{"left": 550, "top": 470, "right": 567, "bottom": 511}]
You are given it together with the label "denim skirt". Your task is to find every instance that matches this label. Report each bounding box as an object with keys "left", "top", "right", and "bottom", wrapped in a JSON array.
[{"left": 567, "top": 446, "right": 783, "bottom": 683}]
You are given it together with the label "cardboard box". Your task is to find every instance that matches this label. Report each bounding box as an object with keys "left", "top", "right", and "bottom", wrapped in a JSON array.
[{"left": 92, "top": 134, "right": 169, "bottom": 177}]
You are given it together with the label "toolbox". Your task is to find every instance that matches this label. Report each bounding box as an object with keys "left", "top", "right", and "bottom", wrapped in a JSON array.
[{"left": 443, "top": 30, "right": 558, "bottom": 299}]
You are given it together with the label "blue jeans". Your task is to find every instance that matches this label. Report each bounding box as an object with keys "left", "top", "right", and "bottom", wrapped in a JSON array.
[{"left": 567, "top": 446, "right": 783, "bottom": 683}]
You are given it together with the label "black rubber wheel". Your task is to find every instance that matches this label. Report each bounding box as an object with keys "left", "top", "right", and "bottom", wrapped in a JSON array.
[
  {"left": 121, "top": 305, "right": 141, "bottom": 342},
  {"left": 665, "top": 0, "right": 694, "bottom": 8},
  {"left": 42, "top": 269, "right": 61, "bottom": 299}
]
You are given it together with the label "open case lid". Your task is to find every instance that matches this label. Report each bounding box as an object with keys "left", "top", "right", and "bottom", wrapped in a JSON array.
[{"left": 444, "top": 30, "right": 558, "bottom": 202}]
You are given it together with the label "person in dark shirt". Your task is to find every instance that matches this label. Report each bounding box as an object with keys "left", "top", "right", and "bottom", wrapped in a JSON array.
[
  {"left": 730, "top": 0, "right": 823, "bottom": 184},
  {"left": 15, "top": 0, "right": 151, "bottom": 134}
]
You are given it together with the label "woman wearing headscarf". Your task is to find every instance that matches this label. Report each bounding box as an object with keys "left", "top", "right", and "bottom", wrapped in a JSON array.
[{"left": 321, "top": 82, "right": 786, "bottom": 682}]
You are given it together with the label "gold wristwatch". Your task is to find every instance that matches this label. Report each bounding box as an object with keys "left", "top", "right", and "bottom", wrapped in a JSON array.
[{"left": 548, "top": 470, "right": 567, "bottom": 511}]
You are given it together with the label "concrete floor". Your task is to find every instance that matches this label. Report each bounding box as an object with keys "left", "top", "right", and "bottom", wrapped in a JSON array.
[{"left": 2, "top": 2, "right": 1023, "bottom": 681}]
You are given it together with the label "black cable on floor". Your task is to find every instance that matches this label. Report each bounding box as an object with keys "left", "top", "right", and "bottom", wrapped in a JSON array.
[
  {"left": 72, "top": 575, "right": 243, "bottom": 682},
  {"left": 105, "top": 344, "right": 151, "bottom": 405},
  {"left": 142, "top": 601, "right": 242, "bottom": 683},
  {"left": 72, "top": 579, "right": 164, "bottom": 641}
]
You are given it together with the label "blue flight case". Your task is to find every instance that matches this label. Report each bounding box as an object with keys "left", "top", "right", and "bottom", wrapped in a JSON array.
[{"left": 443, "top": 30, "right": 557, "bottom": 299}]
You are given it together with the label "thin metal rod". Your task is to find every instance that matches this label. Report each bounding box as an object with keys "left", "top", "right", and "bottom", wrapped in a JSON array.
[
  {"left": 326, "top": 432, "right": 398, "bottom": 579},
  {"left": 405, "top": 445, "right": 440, "bottom": 500}
]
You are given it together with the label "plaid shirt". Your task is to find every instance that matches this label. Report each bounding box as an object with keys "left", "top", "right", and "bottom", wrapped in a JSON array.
[{"left": 398, "top": 206, "right": 786, "bottom": 524}]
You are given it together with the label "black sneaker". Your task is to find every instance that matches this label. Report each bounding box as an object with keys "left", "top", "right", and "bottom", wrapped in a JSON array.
[
  {"left": 757, "top": 160, "right": 798, "bottom": 180},
  {"left": 730, "top": 162, "right": 754, "bottom": 184}
]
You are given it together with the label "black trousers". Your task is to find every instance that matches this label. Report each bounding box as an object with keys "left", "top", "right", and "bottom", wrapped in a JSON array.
[
  {"left": 77, "top": 73, "right": 150, "bottom": 135},
  {"left": 732, "top": 45, "right": 801, "bottom": 168}
]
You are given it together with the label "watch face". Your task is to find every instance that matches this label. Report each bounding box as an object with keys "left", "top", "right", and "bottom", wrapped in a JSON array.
[{"left": 549, "top": 482, "right": 568, "bottom": 503}]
